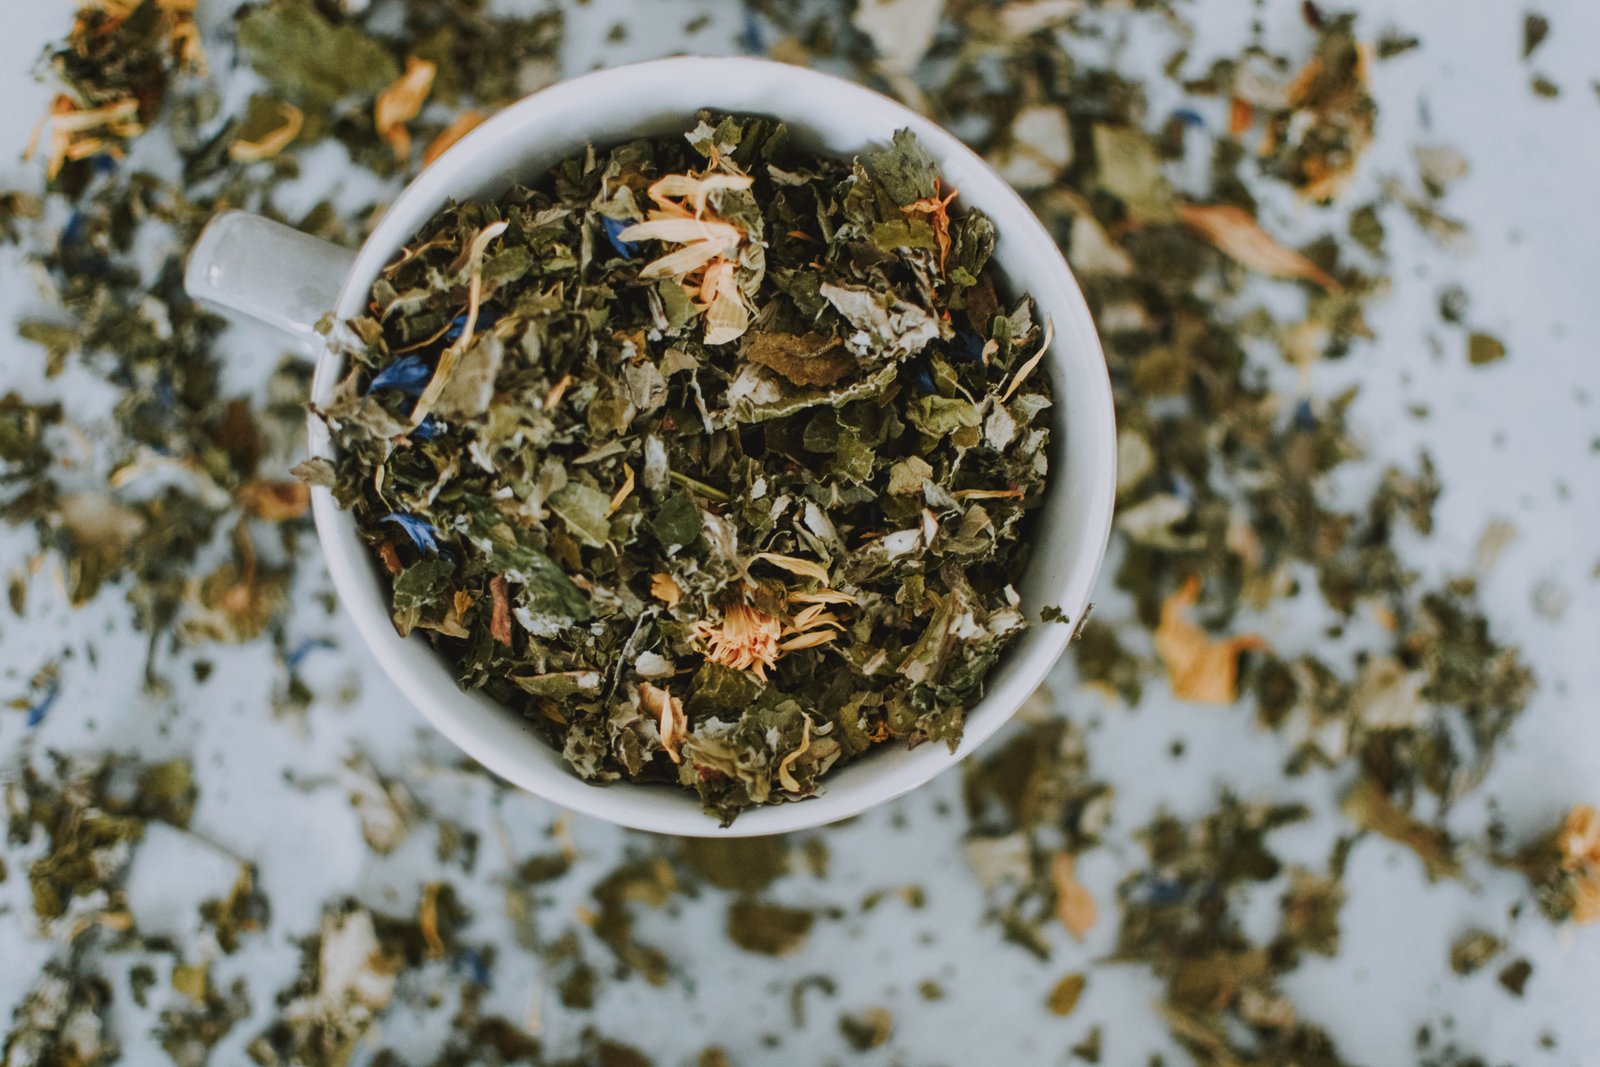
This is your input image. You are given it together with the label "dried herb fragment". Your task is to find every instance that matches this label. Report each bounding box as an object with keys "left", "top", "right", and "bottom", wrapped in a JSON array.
[
  {"left": 1496, "top": 957, "right": 1532, "bottom": 997},
  {"left": 1466, "top": 331, "right": 1507, "bottom": 365},
  {"left": 1046, "top": 972, "right": 1086, "bottom": 1016},
  {"left": 1522, "top": 13, "right": 1551, "bottom": 59},
  {"left": 1449, "top": 928, "right": 1503, "bottom": 975},
  {"left": 838, "top": 1007, "right": 894, "bottom": 1051},
  {"left": 726, "top": 899, "right": 815, "bottom": 956}
]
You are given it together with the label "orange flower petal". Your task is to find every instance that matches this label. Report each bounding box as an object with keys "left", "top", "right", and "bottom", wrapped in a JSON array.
[
  {"left": 1051, "top": 853, "right": 1097, "bottom": 940},
  {"left": 422, "top": 109, "right": 486, "bottom": 169},
  {"left": 1154, "top": 575, "right": 1268, "bottom": 704},
  {"left": 375, "top": 56, "right": 437, "bottom": 161}
]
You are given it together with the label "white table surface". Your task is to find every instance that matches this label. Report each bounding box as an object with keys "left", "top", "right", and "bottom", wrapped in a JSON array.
[{"left": 1, "top": 1, "right": 1597, "bottom": 1064}]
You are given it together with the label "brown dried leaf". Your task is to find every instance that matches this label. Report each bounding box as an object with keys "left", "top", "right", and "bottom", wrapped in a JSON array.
[
  {"left": 489, "top": 575, "right": 512, "bottom": 647},
  {"left": 742, "top": 331, "right": 855, "bottom": 387}
]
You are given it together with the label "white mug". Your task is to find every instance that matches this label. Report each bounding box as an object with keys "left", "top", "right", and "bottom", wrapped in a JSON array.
[{"left": 185, "top": 56, "right": 1116, "bottom": 836}]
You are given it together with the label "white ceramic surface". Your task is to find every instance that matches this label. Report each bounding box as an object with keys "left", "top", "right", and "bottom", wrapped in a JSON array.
[{"left": 183, "top": 56, "right": 1117, "bottom": 836}]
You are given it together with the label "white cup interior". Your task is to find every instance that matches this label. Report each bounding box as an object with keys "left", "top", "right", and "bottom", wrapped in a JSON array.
[{"left": 307, "top": 56, "right": 1116, "bottom": 836}]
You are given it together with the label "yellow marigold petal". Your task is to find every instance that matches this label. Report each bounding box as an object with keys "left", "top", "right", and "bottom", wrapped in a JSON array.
[
  {"left": 615, "top": 216, "right": 742, "bottom": 246},
  {"left": 640, "top": 682, "right": 687, "bottom": 764},
  {"left": 778, "top": 629, "right": 838, "bottom": 653},
  {"left": 1561, "top": 804, "right": 1600, "bottom": 869},
  {"left": 607, "top": 465, "right": 635, "bottom": 516},
  {"left": 410, "top": 219, "right": 508, "bottom": 426},
  {"left": 788, "top": 589, "right": 855, "bottom": 606},
  {"left": 1000, "top": 316, "right": 1053, "bottom": 404},
  {"left": 635, "top": 239, "right": 729, "bottom": 281}
]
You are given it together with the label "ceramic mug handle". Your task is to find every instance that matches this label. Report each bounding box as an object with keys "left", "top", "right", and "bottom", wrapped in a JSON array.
[{"left": 183, "top": 211, "right": 356, "bottom": 344}]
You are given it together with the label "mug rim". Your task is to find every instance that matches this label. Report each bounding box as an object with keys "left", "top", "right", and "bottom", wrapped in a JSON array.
[{"left": 307, "top": 55, "right": 1117, "bottom": 836}]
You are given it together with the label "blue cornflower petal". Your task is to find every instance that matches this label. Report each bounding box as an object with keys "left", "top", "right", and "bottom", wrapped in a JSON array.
[
  {"left": 741, "top": 9, "right": 765, "bottom": 54},
  {"left": 381, "top": 513, "right": 444, "bottom": 556},
  {"left": 27, "top": 682, "right": 60, "bottom": 728},
  {"left": 1132, "top": 876, "right": 1190, "bottom": 906},
  {"left": 368, "top": 354, "right": 433, "bottom": 397},
  {"left": 601, "top": 215, "right": 638, "bottom": 261},
  {"left": 442, "top": 306, "right": 499, "bottom": 342},
  {"left": 1168, "top": 474, "right": 1196, "bottom": 505},
  {"left": 951, "top": 329, "right": 986, "bottom": 362},
  {"left": 60, "top": 212, "right": 86, "bottom": 251},
  {"left": 1171, "top": 107, "right": 1207, "bottom": 128},
  {"left": 1293, "top": 398, "right": 1317, "bottom": 432},
  {"left": 455, "top": 949, "right": 491, "bottom": 988},
  {"left": 409, "top": 415, "right": 441, "bottom": 441},
  {"left": 287, "top": 638, "right": 336, "bottom": 670},
  {"left": 907, "top": 362, "right": 937, "bottom": 395},
  {"left": 91, "top": 153, "right": 119, "bottom": 174}
]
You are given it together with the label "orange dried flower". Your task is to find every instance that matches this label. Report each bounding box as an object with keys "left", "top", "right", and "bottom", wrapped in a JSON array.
[
  {"left": 902, "top": 178, "right": 959, "bottom": 271},
  {"left": 694, "top": 601, "right": 782, "bottom": 681},
  {"left": 26, "top": 96, "right": 142, "bottom": 179}
]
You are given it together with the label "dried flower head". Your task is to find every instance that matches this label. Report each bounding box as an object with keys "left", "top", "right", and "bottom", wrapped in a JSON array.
[{"left": 694, "top": 601, "right": 782, "bottom": 681}]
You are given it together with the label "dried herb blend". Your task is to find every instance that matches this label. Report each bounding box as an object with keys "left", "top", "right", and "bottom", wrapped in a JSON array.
[{"left": 318, "top": 114, "right": 1055, "bottom": 822}]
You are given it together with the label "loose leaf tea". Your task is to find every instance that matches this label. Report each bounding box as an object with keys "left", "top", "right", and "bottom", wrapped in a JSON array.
[{"left": 319, "top": 115, "right": 1054, "bottom": 823}]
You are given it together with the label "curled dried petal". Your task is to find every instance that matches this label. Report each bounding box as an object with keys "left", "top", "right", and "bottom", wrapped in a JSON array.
[
  {"left": 777, "top": 714, "right": 813, "bottom": 792},
  {"left": 229, "top": 101, "right": 304, "bottom": 163},
  {"left": 751, "top": 552, "right": 831, "bottom": 585},
  {"left": 375, "top": 56, "right": 437, "bottom": 161},
  {"left": 640, "top": 682, "right": 687, "bottom": 764}
]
